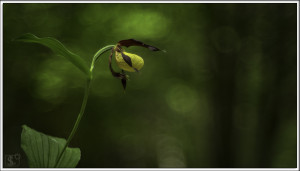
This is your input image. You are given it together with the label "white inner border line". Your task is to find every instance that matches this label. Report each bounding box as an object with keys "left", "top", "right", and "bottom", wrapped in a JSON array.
[
  {"left": 297, "top": 0, "right": 299, "bottom": 170},
  {"left": 0, "top": 1, "right": 299, "bottom": 3}
]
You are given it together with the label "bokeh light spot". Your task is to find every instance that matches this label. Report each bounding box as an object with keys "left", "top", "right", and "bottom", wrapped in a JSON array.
[
  {"left": 32, "top": 57, "right": 82, "bottom": 104},
  {"left": 113, "top": 10, "right": 169, "bottom": 39},
  {"left": 165, "top": 83, "right": 199, "bottom": 114},
  {"left": 156, "top": 134, "right": 186, "bottom": 168}
]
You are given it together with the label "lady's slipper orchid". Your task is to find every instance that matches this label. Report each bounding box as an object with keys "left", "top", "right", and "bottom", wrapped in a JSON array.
[{"left": 108, "top": 39, "right": 162, "bottom": 91}]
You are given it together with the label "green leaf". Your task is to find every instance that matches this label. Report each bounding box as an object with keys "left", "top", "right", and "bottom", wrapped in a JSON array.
[
  {"left": 15, "top": 33, "right": 90, "bottom": 76},
  {"left": 21, "top": 125, "right": 81, "bottom": 168}
]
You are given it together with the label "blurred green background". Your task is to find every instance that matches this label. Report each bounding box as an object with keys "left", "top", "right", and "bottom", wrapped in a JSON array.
[{"left": 3, "top": 3, "right": 297, "bottom": 168}]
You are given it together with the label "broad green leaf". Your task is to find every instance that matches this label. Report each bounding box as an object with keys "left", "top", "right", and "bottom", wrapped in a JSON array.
[
  {"left": 15, "top": 33, "right": 90, "bottom": 76},
  {"left": 21, "top": 125, "right": 81, "bottom": 168}
]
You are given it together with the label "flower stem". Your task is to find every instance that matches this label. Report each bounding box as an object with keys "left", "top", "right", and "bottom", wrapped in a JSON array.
[
  {"left": 55, "top": 78, "right": 91, "bottom": 167},
  {"left": 90, "top": 45, "right": 115, "bottom": 75},
  {"left": 54, "top": 45, "right": 115, "bottom": 168}
]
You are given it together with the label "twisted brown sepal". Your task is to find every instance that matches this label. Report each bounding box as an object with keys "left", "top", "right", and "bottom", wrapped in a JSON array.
[
  {"left": 109, "top": 48, "right": 128, "bottom": 91},
  {"left": 118, "top": 39, "right": 161, "bottom": 51},
  {"left": 121, "top": 70, "right": 127, "bottom": 91}
]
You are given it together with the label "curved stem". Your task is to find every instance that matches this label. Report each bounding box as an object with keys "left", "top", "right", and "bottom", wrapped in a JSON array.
[
  {"left": 54, "top": 45, "right": 115, "bottom": 168},
  {"left": 55, "top": 78, "right": 91, "bottom": 167},
  {"left": 90, "top": 45, "right": 115, "bottom": 75}
]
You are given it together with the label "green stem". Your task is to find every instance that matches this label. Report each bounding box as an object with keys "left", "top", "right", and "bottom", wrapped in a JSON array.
[
  {"left": 54, "top": 45, "right": 115, "bottom": 168},
  {"left": 54, "top": 78, "right": 91, "bottom": 167},
  {"left": 90, "top": 45, "right": 115, "bottom": 75}
]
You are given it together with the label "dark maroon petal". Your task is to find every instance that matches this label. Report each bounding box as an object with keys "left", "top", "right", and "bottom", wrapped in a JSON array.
[
  {"left": 121, "top": 52, "right": 139, "bottom": 72},
  {"left": 109, "top": 49, "right": 126, "bottom": 79},
  {"left": 121, "top": 78, "right": 126, "bottom": 91},
  {"left": 121, "top": 52, "right": 132, "bottom": 67},
  {"left": 109, "top": 51, "right": 128, "bottom": 91},
  {"left": 133, "top": 68, "right": 139, "bottom": 72},
  {"left": 121, "top": 70, "right": 127, "bottom": 91},
  {"left": 118, "top": 39, "right": 161, "bottom": 51},
  {"left": 108, "top": 49, "right": 119, "bottom": 77}
]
